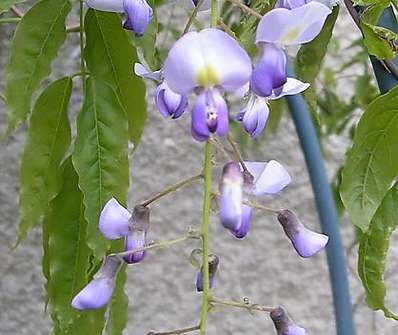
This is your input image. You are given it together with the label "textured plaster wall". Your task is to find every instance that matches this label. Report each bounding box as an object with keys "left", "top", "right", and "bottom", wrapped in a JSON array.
[{"left": 1, "top": 4, "right": 398, "bottom": 335}]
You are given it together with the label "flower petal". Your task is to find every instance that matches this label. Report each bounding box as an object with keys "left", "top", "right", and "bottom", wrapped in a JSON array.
[
  {"left": 232, "top": 205, "right": 253, "bottom": 238},
  {"left": 86, "top": 0, "right": 124, "bottom": 12},
  {"left": 155, "top": 83, "right": 188, "bottom": 119},
  {"left": 99, "top": 198, "right": 131, "bottom": 239},
  {"left": 269, "top": 77, "right": 310, "bottom": 100},
  {"left": 134, "top": 63, "right": 162, "bottom": 81},
  {"left": 71, "top": 278, "right": 113, "bottom": 310},
  {"left": 292, "top": 227, "right": 329, "bottom": 258},
  {"left": 250, "top": 43, "right": 287, "bottom": 97},
  {"left": 191, "top": 92, "right": 211, "bottom": 141},
  {"left": 163, "top": 29, "right": 252, "bottom": 94},
  {"left": 124, "top": 230, "right": 147, "bottom": 263},
  {"left": 123, "top": 0, "right": 153, "bottom": 36},
  {"left": 275, "top": 0, "right": 308, "bottom": 9},
  {"left": 239, "top": 97, "right": 269, "bottom": 138},
  {"left": 256, "top": 2, "right": 331, "bottom": 46},
  {"left": 253, "top": 160, "right": 291, "bottom": 195}
]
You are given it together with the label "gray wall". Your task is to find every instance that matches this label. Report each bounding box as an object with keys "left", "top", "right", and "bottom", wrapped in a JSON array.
[{"left": 1, "top": 4, "right": 398, "bottom": 334}]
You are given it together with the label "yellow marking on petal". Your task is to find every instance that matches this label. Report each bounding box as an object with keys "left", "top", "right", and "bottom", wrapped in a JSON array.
[
  {"left": 281, "top": 26, "right": 301, "bottom": 45},
  {"left": 197, "top": 65, "right": 219, "bottom": 87}
]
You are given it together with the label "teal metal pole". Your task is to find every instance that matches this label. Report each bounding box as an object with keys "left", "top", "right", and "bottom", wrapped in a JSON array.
[{"left": 285, "top": 64, "right": 355, "bottom": 335}]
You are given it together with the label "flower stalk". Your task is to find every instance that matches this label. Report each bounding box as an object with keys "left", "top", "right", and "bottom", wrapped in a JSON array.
[
  {"left": 226, "top": 0, "right": 262, "bottom": 20},
  {"left": 210, "top": 296, "right": 275, "bottom": 313},
  {"left": 140, "top": 173, "right": 203, "bottom": 207},
  {"left": 147, "top": 325, "right": 200, "bottom": 335},
  {"left": 199, "top": 141, "right": 213, "bottom": 335}
]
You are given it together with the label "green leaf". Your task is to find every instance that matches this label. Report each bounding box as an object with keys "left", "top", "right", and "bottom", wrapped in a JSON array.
[
  {"left": 0, "top": 0, "right": 27, "bottom": 13},
  {"left": 84, "top": 9, "right": 147, "bottom": 146},
  {"left": 5, "top": 0, "right": 71, "bottom": 135},
  {"left": 340, "top": 86, "right": 398, "bottom": 231},
  {"left": 18, "top": 77, "right": 72, "bottom": 242},
  {"left": 106, "top": 264, "right": 128, "bottom": 335},
  {"left": 358, "top": 184, "right": 398, "bottom": 320},
  {"left": 295, "top": 6, "right": 339, "bottom": 117},
  {"left": 44, "top": 158, "right": 107, "bottom": 334},
  {"left": 72, "top": 78, "right": 129, "bottom": 259},
  {"left": 361, "top": 22, "right": 397, "bottom": 60}
]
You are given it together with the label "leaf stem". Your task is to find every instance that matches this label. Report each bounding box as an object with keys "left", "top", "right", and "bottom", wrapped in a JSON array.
[
  {"left": 79, "top": 0, "right": 86, "bottom": 91},
  {"left": 0, "top": 17, "right": 21, "bottom": 23},
  {"left": 110, "top": 232, "right": 200, "bottom": 259},
  {"left": 147, "top": 325, "right": 200, "bottom": 335},
  {"left": 0, "top": 92, "right": 6, "bottom": 103},
  {"left": 140, "top": 173, "right": 203, "bottom": 207},
  {"left": 199, "top": 141, "right": 212, "bottom": 335},
  {"left": 225, "top": 0, "right": 262, "bottom": 20},
  {"left": 210, "top": 296, "right": 275, "bottom": 313},
  {"left": 182, "top": 0, "right": 206, "bottom": 35}
]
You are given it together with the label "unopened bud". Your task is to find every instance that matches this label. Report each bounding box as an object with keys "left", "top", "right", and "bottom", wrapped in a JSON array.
[
  {"left": 196, "top": 254, "right": 220, "bottom": 292},
  {"left": 270, "top": 306, "right": 306, "bottom": 335}
]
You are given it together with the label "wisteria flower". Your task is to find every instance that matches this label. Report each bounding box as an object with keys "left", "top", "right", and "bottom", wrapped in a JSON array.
[
  {"left": 251, "top": 2, "right": 331, "bottom": 97},
  {"left": 277, "top": 209, "right": 329, "bottom": 258},
  {"left": 134, "top": 63, "right": 189, "bottom": 119},
  {"left": 99, "top": 198, "right": 150, "bottom": 264},
  {"left": 275, "top": 0, "right": 308, "bottom": 9},
  {"left": 219, "top": 160, "right": 291, "bottom": 238},
  {"left": 163, "top": 28, "right": 252, "bottom": 141},
  {"left": 196, "top": 254, "right": 220, "bottom": 292},
  {"left": 86, "top": 0, "right": 153, "bottom": 36},
  {"left": 237, "top": 78, "right": 310, "bottom": 138},
  {"left": 270, "top": 306, "right": 306, "bottom": 335},
  {"left": 72, "top": 256, "right": 121, "bottom": 310}
]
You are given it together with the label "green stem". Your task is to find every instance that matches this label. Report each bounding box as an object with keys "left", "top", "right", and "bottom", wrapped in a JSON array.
[
  {"left": 140, "top": 173, "right": 203, "bottom": 207},
  {"left": 147, "top": 325, "right": 200, "bottom": 335},
  {"left": 210, "top": 0, "right": 218, "bottom": 28},
  {"left": 210, "top": 296, "right": 275, "bottom": 313},
  {"left": 0, "top": 92, "right": 6, "bottom": 103},
  {"left": 0, "top": 17, "right": 21, "bottom": 23},
  {"left": 79, "top": 0, "right": 86, "bottom": 91},
  {"left": 199, "top": 141, "right": 212, "bottom": 335},
  {"left": 110, "top": 233, "right": 199, "bottom": 260},
  {"left": 182, "top": 0, "right": 206, "bottom": 35}
]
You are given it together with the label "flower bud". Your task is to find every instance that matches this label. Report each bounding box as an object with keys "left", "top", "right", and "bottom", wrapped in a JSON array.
[
  {"left": 155, "top": 83, "right": 188, "bottom": 119},
  {"left": 123, "top": 0, "right": 153, "bottom": 36},
  {"left": 99, "top": 198, "right": 131, "bottom": 240},
  {"left": 277, "top": 209, "right": 329, "bottom": 258},
  {"left": 196, "top": 254, "right": 220, "bottom": 292},
  {"left": 191, "top": 89, "right": 229, "bottom": 141},
  {"left": 72, "top": 255, "right": 121, "bottom": 310},
  {"left": 250, "top": 43, "right": 287, "bottom": 98},
  {"left": 124, "top": 205, "right": 150, "bottom": 264},
  {"left": 270, "top": 306, "right": 306, "bottom": 335},
  {"left": 219, "top": 162, "right": 244, "bottom": 232}
]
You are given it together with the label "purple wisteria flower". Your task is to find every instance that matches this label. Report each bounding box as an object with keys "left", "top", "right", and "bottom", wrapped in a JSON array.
[
  {"left": 277, "top": 209, "right": 329, "bottom": 258},
  {"left": 251, "top": 2, "right": 331, "bottom": 97},
  {"left": 99, "top": 198, "right": 150, "bottom": 264},
  {"left": 270, "top": 306, "right": 306, "bottom": 335},
  {"left": 219, "top": 160, "right": 291, "bottom": 238},
  {"left": 196, "top": 254, "right": 220, "bottom": 292},
  {"left": 86, "top": 0, "right": 153, "bottom": 36},
  {"left": 163, "top": 29, "right": 252, "bottom": 141},
  {"left": 72, "top": 255, "right": 121, "bottom": 310},
  {"left": 237, "top": 78, "right": 310, "bottom": 138},
  {"left": 134, "top": 63, "right": 189, "bottom": 119}
]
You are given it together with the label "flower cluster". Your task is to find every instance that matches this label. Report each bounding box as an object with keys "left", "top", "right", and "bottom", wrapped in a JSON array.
[{"left": 71, "top": 2, "right": 333, "bottom": 333}]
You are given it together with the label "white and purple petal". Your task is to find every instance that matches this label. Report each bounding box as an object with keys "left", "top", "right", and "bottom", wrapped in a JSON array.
[
  {"left": 245, "top": 160, "right": 291, "bottom": 195},
  {"left": 155, "top": 83, "right": 188, "bottom": 119},
  {"left": 163, "top": 29, "right": 252, "bottom": 94},
  {"left": 134, "top": 63, "right": 162, "bottom": 81},
  {"left": 251, "top": 43, "right": 287, "bottom": 97},
  {"left": 99, "top": 198, "right": 131, "bottom": 240},
  {"left": 269, "top": 77, "right": 310, "bottom": 100},
  {"left": 231, "top": 204, "right": 253, "bottom": 239},
  {"left": 123, "top": 0, "right": 153, "bottom": 36},
  {"left": 275, "top": 0, "right": 308, "bottom": 9},
  {"left": 124, "top": 230, "right": 147, "bottom": 263},
  {"left": 256, "top": 2, "right": 332, "bottom": 46},
  {"left": 237, "top": 97, "right": 269, "bottom": 138}
]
